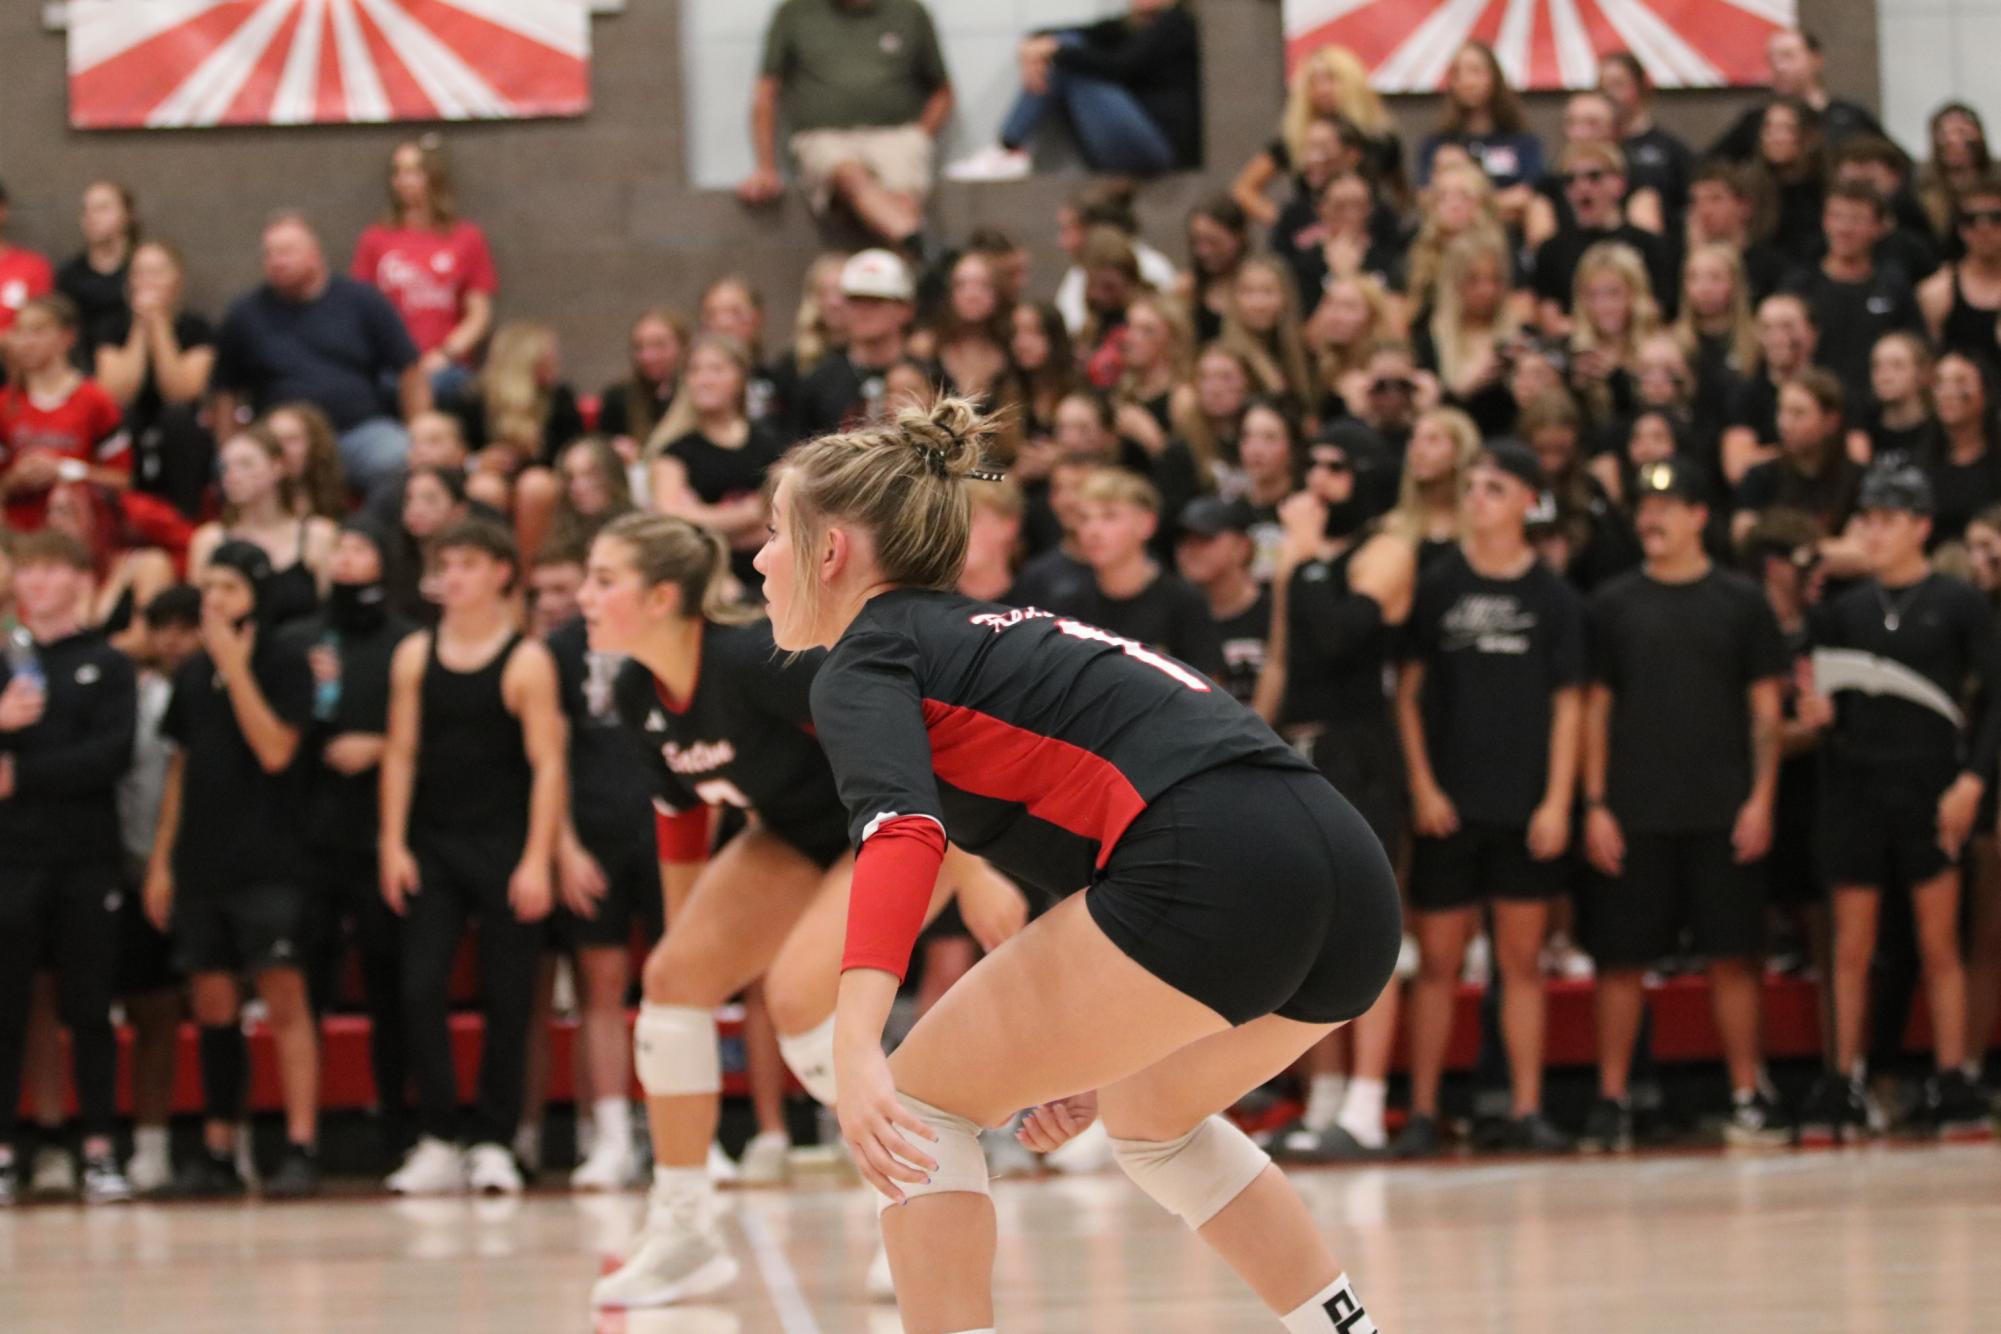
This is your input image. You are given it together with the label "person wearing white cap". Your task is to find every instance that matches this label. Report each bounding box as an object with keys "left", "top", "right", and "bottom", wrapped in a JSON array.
[
  {"left": 737, "top": 0, "right": 954, "bottom": 249},
  {"left": 789, "top": 250, "right": 922, "bottom": 440}
]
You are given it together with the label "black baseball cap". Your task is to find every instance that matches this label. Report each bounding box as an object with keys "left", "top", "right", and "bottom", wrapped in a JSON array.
[
  {"left": 1177, "top": 496, "right": 1255, "bottom": 538},
  {"left": 1857, "top": 458, "right": 1934, "bottom": 515},
  {"left": 1631, "top": 458, "right": 1708, "bottom": 504},
  {"left": 1474, "top": 438, "right": 1546, "bottom": 493}
]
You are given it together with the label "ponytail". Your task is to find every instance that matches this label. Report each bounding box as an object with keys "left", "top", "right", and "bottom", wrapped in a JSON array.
[{"left": 599, "top": 511, "right": 758, "bottom": 625}]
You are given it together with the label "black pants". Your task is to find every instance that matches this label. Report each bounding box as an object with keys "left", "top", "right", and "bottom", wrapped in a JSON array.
[
  {"left": 0, "top": 862, "right": 121, "bottom": 1145},
  {"left": 403, "top": 830, "right": 540, "bottom": 1146},
  {"left": 309, "top": 847, "right": 408, "bottom": 1138}
]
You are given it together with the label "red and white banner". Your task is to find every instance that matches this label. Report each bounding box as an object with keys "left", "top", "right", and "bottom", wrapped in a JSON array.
[
  {"left": 1284, "top": 0, "right": 1797, "bottom": 92},
  {"left": 68, "top": 0, "right": 590, "bottom": 129}
]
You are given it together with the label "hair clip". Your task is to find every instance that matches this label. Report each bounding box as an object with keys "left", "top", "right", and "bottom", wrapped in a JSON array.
[
  {"left": 968, "top": 468, "right": 1007, "bottom": 483},
  {"left": 920, "top": 445, "right": 951, "bottom": 477}
]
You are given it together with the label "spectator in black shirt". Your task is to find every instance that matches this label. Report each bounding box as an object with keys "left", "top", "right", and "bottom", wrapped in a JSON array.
[
  {"left": 599, "top": 308, "right": 689, "bottom": 460},
  {"left": 1524, "top": 92, "right": 1665, "bottom": 254},
  {"left": 1173, "top": 495, "right": 1268, "bottom": 709},
  {"left": 0, "top": 530, "right": 138, "bottom": 1206},
  {"left": 1721, "top": 292, "right": 1820, "bottom": 485},
  {"left": 1732, "top": 369, "right": 1865, "bottom": 565},
  {"left": 656, "top": 337, "right": 785, "bottom": 596},
  {"left": 1579, "top": 459, "right": 1792, "bottom": 1151},
  {"left": 1919, "top": 173, "right": 2001, "bottom": 367},
  {"left": 1533, "top": 142, "right": 1675, "bottom": 333},
  {"left": 790, "top": 250, "right": 917, "bottom": 439},
  {"left": 1751, "top": 99, "right": 1831, "bottom": 267},
  {"left": 55, "top": 180, "right": 137, "bottom": 366},
  {"left": 1708, "top": 28, "right": 1886, "bottom": 163},
  {"left": 1685, "top": 160, "right": 1789, "bottom": 302},
  {"left": 1832, "top": 138, "right": 1941, "bottom": 285},
  {"left": 146, "top": 541, "right": 322, "bottom": 1199},
  {"left": 94, "top": 241, "right": 214, "bottom": 520},
  {"left": 1784, "top": 182, "right": 1923, "bottom": 396},
  {"left": 1929, "top": 350, "right": 2001, "bottom": 549},
  {"left": 1053, "top": 468, "right": 1223, "bottom": 681},
  {"left": 1395, "top": 440, "right": 1586, "bottom": 1156},
  {"left": 1863, "top": 332, "right": 1942, "bottom": 466},
  {"left": 1798, "top": 461, "right": 1995, "bottom": 1140},
  {"left": 1600, "top": 53, "right": 1694, "bottom": 232}
]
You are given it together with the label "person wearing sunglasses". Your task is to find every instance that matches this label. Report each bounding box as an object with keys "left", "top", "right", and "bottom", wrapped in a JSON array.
[
  {"left": 1530, "top": 142, "right": 1675, "bottom": 338},
  {"left": 1919, "top": 173, "right": 2001, "bottom": 367}
]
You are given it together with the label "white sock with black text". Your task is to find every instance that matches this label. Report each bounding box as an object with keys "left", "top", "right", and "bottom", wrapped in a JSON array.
[{"left": 1281, "top": 1273, "right": 1377, "bottom": 1333}]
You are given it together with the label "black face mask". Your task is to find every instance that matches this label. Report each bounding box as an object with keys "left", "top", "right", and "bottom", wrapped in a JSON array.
[
  {"left": 329, "top": 579, "right": 388, "bottom": 634},
  {"left": 1323, "top": 494, "right": 1373, "bottom": 540}
]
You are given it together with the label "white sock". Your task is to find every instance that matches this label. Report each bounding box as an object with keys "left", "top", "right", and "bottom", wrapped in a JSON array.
[
  {"left": 649, "top": 1165, "right": 714, "bottom": 1229},
  {"left": 591, "top": 1099, "right": 631, "bottom": 1152},
  {"left": 1303, "top": 1074, "right": 1347, "bottom": 1132},
  {"left": 133, "top": 1125, "right": 170, "bottom": 1161},
  {"left": 1281, "top": 1273, "right": 1376, "bottom": 1333},
  {"left": 1336, "top": 1078, "right": 1387, "bottom": 1150}
]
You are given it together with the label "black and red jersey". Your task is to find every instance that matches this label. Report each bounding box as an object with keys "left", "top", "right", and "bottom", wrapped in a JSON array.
[
  {"left": 612, "top": 618, "right": 846, "bottom": 848},
  {"left": 811, "top": 589, "right": 1311, "bottom": 902}
]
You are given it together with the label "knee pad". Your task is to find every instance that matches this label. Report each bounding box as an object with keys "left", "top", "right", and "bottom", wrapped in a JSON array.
[
  {"left": 1110, "top": 1115, "right": 1271, "bottom": 1229},
  {"left": 632, "top": 1003, "right": 720, "bottom": 1097},
  {"left": 776, "top": 1015, "right": 838, "bottom": 1106},
  {"left": 873, "top": 1093, "right": 990, "bottom": 1214}
]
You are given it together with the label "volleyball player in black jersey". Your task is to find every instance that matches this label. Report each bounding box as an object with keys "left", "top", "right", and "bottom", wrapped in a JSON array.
[
  {"left": 578, "top": 513, "right": 1022, "bottom": 1311},
  {"left": 757, "top": 399, "right": 1402, "bottom": 1334}
]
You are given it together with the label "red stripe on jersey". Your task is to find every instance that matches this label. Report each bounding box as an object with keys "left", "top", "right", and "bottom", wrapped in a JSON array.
[
  {"left": 922, "top": 699, "right": 1146, "bottom": 869},
  {"left": 845, "top": 815, "right": 947, "bottom": 979}
]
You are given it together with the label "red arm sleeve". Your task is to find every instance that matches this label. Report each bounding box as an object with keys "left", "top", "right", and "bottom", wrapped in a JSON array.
[
  {"left": 653, "top": 804, "right": 711, "bottom": 863},
  {"left": 842, "top": 815, "right": 947, "bottom": 980}
]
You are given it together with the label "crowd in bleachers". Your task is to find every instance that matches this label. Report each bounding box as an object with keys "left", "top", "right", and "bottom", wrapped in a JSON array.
[{"left": 5, "top": 5, "right": 2001, "bottom": 1206}]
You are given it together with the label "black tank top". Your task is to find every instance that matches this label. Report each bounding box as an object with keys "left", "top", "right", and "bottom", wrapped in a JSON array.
[
  {"left": 1279, "top": 542, "right": 1395, "bottom": 728},
  {"left": 412, "top": 630, "right": 532, "bottom": 832},
  {"left": 1942, "top": 266, "right": 2001, "bottom": 366}
]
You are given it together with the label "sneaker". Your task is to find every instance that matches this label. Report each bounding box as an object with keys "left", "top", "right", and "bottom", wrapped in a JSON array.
[
  {"left": 263, "top": 1145, "right": 321, "bottom": 1200},
  {"left": 511, "top": 1121, "right": 544, "bottom": 1178},
  {"left": 705, "top": 1141, "right": 740, "bottom": 1185},
  {"left": 943, "top": 145, "right": 1032, "bottom": 184},
  {"left": 866, "top": 1242, "right": 895, "bottom": 1300},
  {"left": 1270, "top": 1122, "right": 1383, "bottom": 1164},
  {"left": 1924, "top": 1070, "right": 1996, "bottom": 1141},
  {"left": 164, "top": 1150, "right": 247, "bottom": 1200},
  {"left": 29, "top": 1145, "right": 76, "bottom": 1198},
  {"left": 592, "top": 1218, "right": 740, "bottom": 1308},
  {"left": 80, "top": 1153, "right": 135, "bottom": 1205},
  {"left": 1469, "top": 1112, "right": 1514, "bottom": 1153},
  {"left": 1578, "top": 1098, "right": 1635, "bottom": 1154},
  {"left": 1390, "top": 1113, "right": 1445, "bottom": 1159},
  {"left": 571, "top": 1135, "right": 638, "bottom": 1192},
  {"left": 1797, "top": 1073, "right": 1867, "bottom": 1147},
  {"left": 1498, "top": 1113, "right": 1573, "bottom": 1154},
  {"left": 1723, "top": 1088, "right": 1794, "bottom": 1148},
  {"left": 735, "top": 1130, "right": 791, "bottom": 1188},
  {"left": 127, "top": 1141, "right": 172, "bottom": 1196},
  {"left": 387, "top": 1136, "right": 466, "bottom": 1196},
  {"left": 0, "top": 1160, "right": 18, "bottom": 1207},
  {"left": 465, "top": 1142, "right": 523, "bottom": 1195}
]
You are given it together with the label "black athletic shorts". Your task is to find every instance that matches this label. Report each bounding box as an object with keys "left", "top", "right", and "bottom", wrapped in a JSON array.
[
  {"left": 1295, "top": 715, "right": 1406, "bottom": 857},
  {"left": 1408, "top": 822, "right": 1569, "bottom": 912},
  {"left": 764, "top": 813, "right": 853, "bottom": 872},
  {"left": 1583, "top": 829, "right": 1767, "bottom": 970},
  {"left": 1820, "top": 764, "right": 1954, "bottom": 891},
  {"left": 117, "top": 868, "right": 180, "bottom": 995},
  {"left": 554, "top": 836, "right": 665, "bottom": 951},
  {"left": 173, "top": 883, "right": 312, "bottom": 975},
  {"left": 1085, "top": 762, "right": 1403, "bottom": 1027}
]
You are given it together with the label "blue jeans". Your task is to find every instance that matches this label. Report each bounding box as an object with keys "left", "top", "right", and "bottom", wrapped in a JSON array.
[
  {"left": 1001, "top": 32, "right": 1176, "bottom": 176},
  {"left": 338, "top": 417, "right": 412, "bottom": 494}
]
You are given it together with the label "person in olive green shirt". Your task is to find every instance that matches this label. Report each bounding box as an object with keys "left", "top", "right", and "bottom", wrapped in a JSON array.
[{"left": 737, "top": 0, "right": 955, "bottom": 248}]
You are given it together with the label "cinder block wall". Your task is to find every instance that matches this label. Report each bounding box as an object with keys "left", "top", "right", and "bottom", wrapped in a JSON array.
[{"left": 0, "top": 0, "right": 1880, "bottom": 389}]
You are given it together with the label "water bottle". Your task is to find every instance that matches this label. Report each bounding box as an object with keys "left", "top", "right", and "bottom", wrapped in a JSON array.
[
  {"left": 5, "top": 625, "right": 43, "bottom": 694},
  {"left": 312, "top": 631, "right": 342, "bottom": 722}
]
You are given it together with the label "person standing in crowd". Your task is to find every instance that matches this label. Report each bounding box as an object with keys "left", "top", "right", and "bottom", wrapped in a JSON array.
[
  {"left": 282, "top": 520, "right": 417, "bottom": 1169},
  {"left": 1919, "top": 103, "right": 1991, "bottom": 241},
  {"left": 56, "top": 181, "right": 139, "bottom": 365},
  {"left": 1053, "top": 469, "right": 1224, "bottom": 681},
  {"left": 0, "top": 179, "right": 53, "bottom": 334},
  {"left": 599, "top": 309, "right": 690, "bottom": 461},
  {"left": 1721, "top": 293, "right": 1820, "bottom": 485},
  {"left": 1784, "top": 182, "right": 1923, "bottom": 394},
  {"left": 1709, "top": 29, "right": 1886, "bottom": 163},
  {"left": 188, "top": 428, "right": 336, "bottom": 632},
  {"left": 0, "top": 530, "right": 138, "bottom": 1207},
  {"left": 117, "top": 585, "right": 202, "bottom": 1195},
  {"left": 1599, "top": 53, "right": 1694, "bottom": 231},
  {"left": 145, "top": 541, "right": 322, "bottom": 1199},
  {"left": 1532, "top": 143, "right": 1675, "bottom": 332},
  {"left": 1384, "top": 407, "right": 1480, "bottom": 571},
  {"left": 738, "top": 0, "right": 953, "bottom": 250},
  {"left": 1731, "top": 370, "right": 1865, "bottom": 556},
  {"left": 211, "top": 211, "right": 428, "bottom": 492},
  {"left": 1173, "top": 496, "right": 1268, "bottom": 709},
  {"left": 655, "top": 338, "right": 786, "bottom": 597},
  {"left": 1417, "top": 42, "right": 1543, "bottom": 226},
  {"left": 1395, "top": 440, "right": 1585, "bottom": 1156},
  {"left": 948, "top": 0, "right": 1201, "bottom": 182},
  {"left": 1686, "top": 161, "right": 1788, "bottom": 303},
  {"left": 95, "top": 240, "right": 215, "bottom": 521},
  {"left": 1918, "top": 173, "right": 2001, "bottom": 367},
  {"left": 352, "top": 139, "right": 497, "bottom": 405},
  {"left": 1579, "top": 459, "right": 1792, "bottom": 1151},
  {"left": 1798, "top": 461, "right": 1997, "bottom": 1142},
  {"left": 791, "top": 251, "right": 919, "bottom": 439},
  {"left": 379, "top": 521, "right": 563, "bottom": 1196},
  {"left": 0, "top": 295, "right": 130, "bottom": 532}
]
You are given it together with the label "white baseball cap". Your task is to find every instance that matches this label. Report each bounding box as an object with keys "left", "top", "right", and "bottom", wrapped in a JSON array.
[{"left": 840, "top": 249, "right": 914, "bottom": 302}]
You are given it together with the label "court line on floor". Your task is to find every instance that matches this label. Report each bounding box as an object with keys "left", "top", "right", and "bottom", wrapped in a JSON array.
[{"left": 737, "top": 1205, "right": 823, "bottom": 1334}]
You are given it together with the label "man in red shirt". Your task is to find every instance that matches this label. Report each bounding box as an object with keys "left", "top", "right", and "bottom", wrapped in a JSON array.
[
  {"left": 0, "top": 181, "right": 55, "bottom": 335},
  {"left": 0, "top": 296, "right": 127, "bottom": 531}
]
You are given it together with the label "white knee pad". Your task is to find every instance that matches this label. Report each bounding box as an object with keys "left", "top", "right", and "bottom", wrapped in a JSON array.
[
  {"left": 1111, "top": 1115, "right": 1271, "bottom": 1229},
  {"left": 632, "top": 1003, "right": 720, "bottom": 1097},
  {"left": 776, "top": 1015, "right": 838, "bottom": 1106},
  {"left": 872, "top": 1093, "right": 990, "bottom": 1214}
]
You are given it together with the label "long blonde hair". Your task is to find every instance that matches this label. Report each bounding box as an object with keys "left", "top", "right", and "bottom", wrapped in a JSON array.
[
  {"left": 1405, "top": 164, "right": 1500, "bottom": 311},
  {"left": 1427, "top": 232, "right": 1521, "bottom": 393},
  {"left": 1283, "top": 46, "right": 1391, "bottom": 162},
  {"left": 598, "top": 510, "right": 757, "bottom": 626},
  {"left": 1670, "top": 242, "right": 1758, "bottom": 377},
  {"left": 1221, "top": 255, "right": 1314, "bottom": 408},
  {"left": 792, "top": 253, "right": 851, "bottom": 375},
  {"left": 1310, "top": 274, "right": 1399, "bottom": 395},
  {"left": 478, "top": 320, "right": 557, "bottom": 457},
  {"left": 1115, "top": 292, "right": 1195, "bottom": 403},
  {"left": 1384, "top": 407, "right": 1480, "bottom": 545},
  {"left": 1571, "top": 243, "right": 1662, "bottom": 423}
]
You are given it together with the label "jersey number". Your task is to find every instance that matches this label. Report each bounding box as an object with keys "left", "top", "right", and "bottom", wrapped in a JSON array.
[
  {"left": 694, "top": 779, "right": 753, "bottom": 809},
  {"left": 1056, "top": 618, "right": 1210, "bottom": 692}
]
